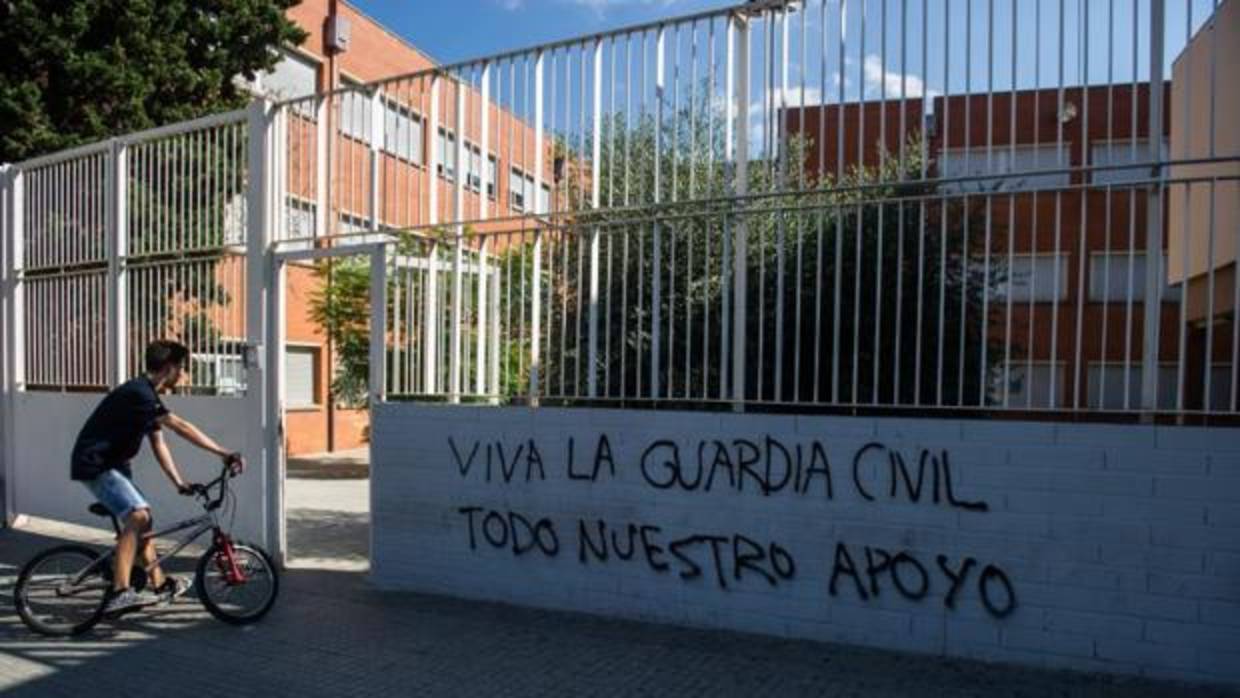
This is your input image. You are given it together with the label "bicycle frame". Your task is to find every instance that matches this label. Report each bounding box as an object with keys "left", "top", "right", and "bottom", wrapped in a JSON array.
[{"left": 62, "top": 508, "right": 224, "bottom": 593}]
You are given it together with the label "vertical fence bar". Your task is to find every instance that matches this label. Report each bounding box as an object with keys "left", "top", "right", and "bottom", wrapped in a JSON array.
[
  {"left": 106, "top": 141, "right": 128, "bottom": 387},
  {"left": 588, "top": 39, "right": 603, "bottom": 399},
  {"left": 369, "top": 89, "right": 383, "bottom": 232},
  {"left": 1, "top": 165, "right": 17, "bottom": 522},
  {"left": 651, "top": 25, "right": 666, "bottom": 401},
  {"left": 451, "top": 78, "right": 466, "bottom": 403},
  {"left": 731, "top": 11, "right": 749, "bottom": 408},
  {"left": 1141, "top": 0, "right": 1165, "bottom": 413},
  {"left": 246, "top": 98, "right": 277, "bottom": 556},
  {"left": 370, "top": 245, "right": 387, "bottom": 404},
  {"left": 477, "top": 63, "right": 492, "bottom": 397},
  {"left": 530, "top": 51, "right": 545, "bottom": 402}
]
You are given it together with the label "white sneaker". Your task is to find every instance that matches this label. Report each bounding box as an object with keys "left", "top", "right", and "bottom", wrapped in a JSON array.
[
  {"left": 102, "top": 588, "right": 161, "bottom": 617},
  {"left": 156, "top": 575, "right": 192, "bottom": 604}
]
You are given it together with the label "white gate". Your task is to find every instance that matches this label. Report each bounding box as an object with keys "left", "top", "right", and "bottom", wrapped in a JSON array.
[{"left": 0, "top": 105, "right": 277, "bottom": 549}]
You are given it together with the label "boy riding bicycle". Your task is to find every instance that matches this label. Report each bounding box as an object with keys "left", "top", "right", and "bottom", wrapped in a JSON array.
[{"left": 70, "top": 339, "right": 245, "bottom": 617}]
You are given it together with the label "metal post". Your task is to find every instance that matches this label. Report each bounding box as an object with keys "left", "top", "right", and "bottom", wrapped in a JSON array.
[
  {"left": 246, "top": 99, "right": 279, "bottom": 559},
  {"left": 450, "top": 78, "right": 466, "bottom": 403},
  {"left": 651, "top": 25, "right": 666, "bottom": 401},
  {"left": 476, "top": 62, "right": 492, "bottom": 397},
  {"left": 370, "top": 246, "right": 387, "bottom": 404},
  {"left": 106, "top": 140, "right": 128, "bottom": 387},
  {"left": 369, "top": 88, "right": 383, "bottom": 232},
  {"left": 731, "top": 12, "right": 750, "bottom": 409},
  {"left": 424, "top": 75, "right": 441, "bottom": 394},
  {"left": 314, "top": 95, "right": 329, "bottom": 240},
  {"left": 1141, "top": 0, "right": 1165, "bottom": 413},
  {"left": 1, "top": 165, "right": 17, "bottom": 524},
  {"left": 530, "top": 51, "right": 545, "bottom": 402},
  {"left": 587, "top": 39, "right": 603, "bottom": 399}
]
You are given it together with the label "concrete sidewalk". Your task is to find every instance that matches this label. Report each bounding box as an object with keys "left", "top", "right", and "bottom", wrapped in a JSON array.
[{"left": 1, "top": 519, "right": 1234, "bottom": 698}]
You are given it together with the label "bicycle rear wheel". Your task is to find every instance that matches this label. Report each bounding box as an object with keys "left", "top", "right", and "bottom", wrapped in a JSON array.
[
  {"left": 13, "top": 545, "right": 110, "bottom": 636},
  {"left": 195, "top": 541, "right": 279, "bottom": 625}
]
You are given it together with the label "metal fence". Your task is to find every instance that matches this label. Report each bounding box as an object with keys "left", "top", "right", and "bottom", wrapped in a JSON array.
[
  {"left": 3, "top": 110, "right": 254, "bottom": 395},
  {"left": 3, "top": 0, "right": 1238, "bottom": 416}
]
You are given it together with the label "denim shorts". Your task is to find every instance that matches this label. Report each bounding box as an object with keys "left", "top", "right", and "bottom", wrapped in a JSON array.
[{"left": 83, "top": 469, "right": 150, "bottom": 521}]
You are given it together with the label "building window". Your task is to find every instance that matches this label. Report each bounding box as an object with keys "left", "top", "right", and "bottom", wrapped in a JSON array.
[
  {"left": 993, "top": 362, "right": 1066, "bottom": 408},
  {"left": 1091, "top": 138, "right": 1168, "bottom": 185},
  {"left": 487, "top": 155, "right": 498, "bottom": 199},
  {"left": 464, "top": 143, "right": 483, "bottom": 193},
  {"left": 437, "top": 128, "right": 457, "bottom": 181},
  {"left": 339, "top": 79, "right": 370, "bottom": 141},
  {"left": 939, "top": 145, "right": 1069, "bottom": 193},
  {"left": 510, "top": 167, "right": 529, "bottom": 211},
  {"left": 285, "top": 346, "right": 319, "bottom": 408},
  {"left": 999, "top": 253, "right": 1070, "bottom": 302},
  {"left": 191, "top": 352, "right": 246, "bottom": 396},
  {"left": 1087, "top": 363, "right": 1180, "bottom": 410},
  {"left": 285, "top": 198, "right": 316, "bottom": 241},
  {"left": 382, "top": 100, "right": 423, "bottom": 164},
  {"left": 1088, "top": 252, "right": 1182, "bottom": 303}
]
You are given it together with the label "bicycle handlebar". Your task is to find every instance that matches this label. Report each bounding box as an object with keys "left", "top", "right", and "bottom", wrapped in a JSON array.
[{"left": 194, "top": 461, "right": 242, "bottom": 511}]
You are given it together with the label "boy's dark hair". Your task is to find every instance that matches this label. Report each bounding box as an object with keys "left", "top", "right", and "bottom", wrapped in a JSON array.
[{"left": 145, "top": 340, "right": 190, "bottom": 373}]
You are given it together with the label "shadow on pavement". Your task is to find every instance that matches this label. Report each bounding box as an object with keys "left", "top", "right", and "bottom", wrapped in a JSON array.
[
  {"left": 2, "top": 523, "right": 1237, "bottom": 698},
  {"left": 285, "top": 508, "right": 368, "bottom": 566}
]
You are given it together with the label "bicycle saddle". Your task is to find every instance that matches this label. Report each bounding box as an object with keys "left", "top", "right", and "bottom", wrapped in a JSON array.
[{"left": 87, "top": 503, "right": 111, "bottom": 517}]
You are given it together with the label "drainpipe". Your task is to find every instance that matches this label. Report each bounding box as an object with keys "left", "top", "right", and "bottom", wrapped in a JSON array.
[{"left": 325, "top": 0, "right": 340, "bottom": 452}]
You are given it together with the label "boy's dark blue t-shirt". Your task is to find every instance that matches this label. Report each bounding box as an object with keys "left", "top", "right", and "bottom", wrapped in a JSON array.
[{"left": 70, "top": 376, "right": 169, "bottom": 481}]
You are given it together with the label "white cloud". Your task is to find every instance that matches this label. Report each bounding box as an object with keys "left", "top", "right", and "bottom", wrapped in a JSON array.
[
  {"left": 566, "top": 0, "right": 682, "bottom": 19},
  {"left": 861, "top": 54, "right": 936, "bottom": 99}
]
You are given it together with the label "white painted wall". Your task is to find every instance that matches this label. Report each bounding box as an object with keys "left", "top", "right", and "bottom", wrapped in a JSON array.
[
  {"left": 372, "top": 404, "right": 1240, "bottom": 686},
  {"left": 10, "top": 392, "right": 264, "bottom": 543}
]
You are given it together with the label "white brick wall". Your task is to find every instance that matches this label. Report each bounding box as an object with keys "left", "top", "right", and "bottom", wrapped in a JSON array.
[{"left": 371, "top": 404, "right": 1240, "bottom": 685}]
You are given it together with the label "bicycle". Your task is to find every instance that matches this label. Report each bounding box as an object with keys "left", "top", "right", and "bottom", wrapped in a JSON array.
[{"left": 12, "top": 462, "right": 279, "bottom": 636}]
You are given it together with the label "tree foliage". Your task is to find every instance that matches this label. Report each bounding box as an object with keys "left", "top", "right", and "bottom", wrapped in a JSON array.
[{"left": 0, "top": 0, "right": 307, "bottom": 163}]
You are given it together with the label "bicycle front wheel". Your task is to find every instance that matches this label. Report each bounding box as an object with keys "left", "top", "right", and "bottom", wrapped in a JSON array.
[
  {"left": 13, "top": 545, "right": 110, "bottom": 636},
  {"left": 195, "top": 541, "right": 279, "bottom": 625}
]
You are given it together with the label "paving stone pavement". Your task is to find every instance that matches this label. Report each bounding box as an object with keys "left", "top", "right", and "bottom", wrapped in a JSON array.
[{"left": 1, "top": 519, "right": 1236, "bottom": 698}]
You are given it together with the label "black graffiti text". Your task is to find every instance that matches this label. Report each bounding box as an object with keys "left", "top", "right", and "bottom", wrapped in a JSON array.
[
  {"left": 449, "top": 437, "right": 548, "bottom": 483},
  {"left": 639, "top": 437, "right": 833, "bottom": 497},
  {"left": 828, "top": 542, "right": 1016, "bottom": 618},
  {"left": 851, "top": 443, "right": 989, "bottom": 511},
  {"left": 576, "top": 518, "right": 797, "bottom": 590}
]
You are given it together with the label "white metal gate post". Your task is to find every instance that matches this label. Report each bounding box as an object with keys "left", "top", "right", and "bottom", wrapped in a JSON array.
[
  {"left": 530, "top": 50, "right": 545, "bottom": 404},
  {"left": 369, "top": 245, "right": 387, "bottom": 405},
  {"left": 730, "top": 10, "right": 750, "bottom": 410},
  {"left": 1, "top": 165, "right": 12, "bottom": 524},
  {"left": 425, "top": 74, "right": 441, "bottom": 395},
  {"left": 1141, "top": 0, "right": 1165, "bottom": 414},
  {"left": 476, "top": 61, "right": 492, "bottom": 398},
  {"left": 451, "top": 76, "right": 466, "bottom": 403},
  {"left": 246, "top": 98, "right": 279, "bottom": 560},
  {"left": 587, "top": 38, "right": 603, "bottom": 399},
  {"left": 3, "top": 166, "right": 24, "bottom": 524},
  {"left": 106, "top": 140, "right": 129, "bottom": 387}
]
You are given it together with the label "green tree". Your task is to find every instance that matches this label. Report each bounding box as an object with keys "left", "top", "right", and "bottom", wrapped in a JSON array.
[
  {"left": 0, "top": 0, "right": 307, "bottom": 163},
  {"left": 503, "top": 89, "right": 1008, "bottom": 407}
]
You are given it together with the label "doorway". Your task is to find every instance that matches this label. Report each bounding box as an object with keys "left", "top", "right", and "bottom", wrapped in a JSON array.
[{"left": 269, "top": 244, "right": 385, "bottom": 570}]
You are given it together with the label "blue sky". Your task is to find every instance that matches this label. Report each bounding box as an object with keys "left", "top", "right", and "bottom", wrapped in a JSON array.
[
  {"left": 350, "top": 0, "right": 726, "bottom": 65},
  {"left": 349, "top": 0, "right": 1213, "bottom": 95}
]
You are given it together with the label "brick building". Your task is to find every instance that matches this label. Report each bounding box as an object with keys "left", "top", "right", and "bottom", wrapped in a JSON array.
[
  {"left": 787, "top": 80, "right": 1234, "bottom": 412},
  {"left": 249, "top": 0, "right": 556, "bottom": 454}
]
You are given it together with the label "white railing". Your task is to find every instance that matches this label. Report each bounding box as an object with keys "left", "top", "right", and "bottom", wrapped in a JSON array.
[
  {"left": 3, "top": 0, "right": 1237, "bottom": 417},
  {"left": 3, "top": 109, "right": 253, "bottom": 395}
]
